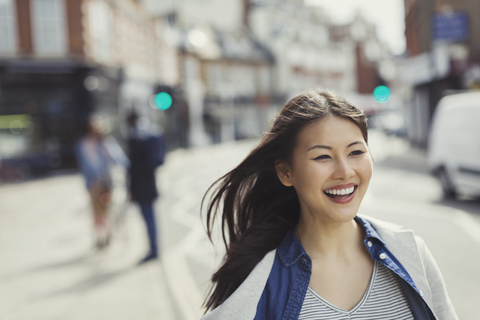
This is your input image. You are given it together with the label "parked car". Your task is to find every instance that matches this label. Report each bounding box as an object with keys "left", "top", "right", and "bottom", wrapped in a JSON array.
[{"left": 427, "top": 92, "right": 480, "bottom": 198}]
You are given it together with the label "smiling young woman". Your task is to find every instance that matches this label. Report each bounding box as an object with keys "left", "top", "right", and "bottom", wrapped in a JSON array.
[{"left": 200, "top": 91, "right": 458, "bottom": 320}]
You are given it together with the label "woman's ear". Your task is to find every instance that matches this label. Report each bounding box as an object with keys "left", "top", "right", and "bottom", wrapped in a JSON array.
[{"left": 275, "top": 161, "right": 293, "bottom": 187}]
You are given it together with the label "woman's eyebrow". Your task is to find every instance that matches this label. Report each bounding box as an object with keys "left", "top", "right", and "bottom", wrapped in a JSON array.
[
  {"left": 307, "top": 140, "right": 364, "bottom": 151},
  {"left": 347, "top": 141, "right": 364, "bottom": 148},
  {"left": 307, "top": 145, "right": 331, "bottom": 151}
]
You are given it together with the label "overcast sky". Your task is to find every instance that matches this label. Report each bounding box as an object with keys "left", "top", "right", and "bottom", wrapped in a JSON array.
[{"left": 305, "top": 0, "right": 406, "bottom": 55}]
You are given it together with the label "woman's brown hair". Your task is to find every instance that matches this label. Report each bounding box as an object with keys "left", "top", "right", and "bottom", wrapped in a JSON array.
[{"left": 202, "top": 90, "right": 368, "bottom": 311}]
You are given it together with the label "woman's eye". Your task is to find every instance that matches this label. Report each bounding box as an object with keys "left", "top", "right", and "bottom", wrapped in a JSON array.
[
  {"left": 350, "top": 150, "right": 365, "bottom": 156},
  {"left": 314, "top": 155, "right": 331, "bottom": 160}
]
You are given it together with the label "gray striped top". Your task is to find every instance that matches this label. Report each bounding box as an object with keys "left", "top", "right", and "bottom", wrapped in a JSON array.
[{"left": 298, "top": 261, "right": 414, "bottom": 320}]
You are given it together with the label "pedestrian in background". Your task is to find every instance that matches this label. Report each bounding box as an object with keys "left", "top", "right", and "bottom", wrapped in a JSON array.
[
  {"left": 201, "top": 91, "right": 458, "bottom": 319},
  {"left": 76, "top": 114, "right": 129, "bottom": 249},
  {"left": 127, "top": 111, "right": 166, "bottom": 264}
]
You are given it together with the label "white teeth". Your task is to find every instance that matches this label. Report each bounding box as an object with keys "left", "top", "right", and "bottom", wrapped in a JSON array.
[{"left": 325, "top": 186, "right": 355, "bottom": 195}]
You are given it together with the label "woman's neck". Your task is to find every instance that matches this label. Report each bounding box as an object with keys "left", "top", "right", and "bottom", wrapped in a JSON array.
[{"left": 295, "top": 215, "right": 364, "bottom": 260}]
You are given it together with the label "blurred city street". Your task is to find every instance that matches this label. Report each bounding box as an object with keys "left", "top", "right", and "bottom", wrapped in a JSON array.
[
  {"left": 1, "top": 130, "right": 480, "bottom": 320},
  {"left": 2, "top": 0, "right": 480, "bottom": 319}
]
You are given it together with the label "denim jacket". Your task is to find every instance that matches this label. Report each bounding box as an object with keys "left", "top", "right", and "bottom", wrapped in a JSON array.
[{"left": 201, "top": 215, "right": 458, "bottom": 320}]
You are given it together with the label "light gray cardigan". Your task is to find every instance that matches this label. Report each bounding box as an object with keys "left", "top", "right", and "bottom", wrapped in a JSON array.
[{"left": 202, "top": 215, "right": 458, "bottom": 320}]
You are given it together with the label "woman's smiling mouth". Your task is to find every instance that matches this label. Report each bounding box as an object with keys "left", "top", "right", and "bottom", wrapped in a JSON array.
[{"left": 323, "top": 184, "right": 358, "bottom": 204}]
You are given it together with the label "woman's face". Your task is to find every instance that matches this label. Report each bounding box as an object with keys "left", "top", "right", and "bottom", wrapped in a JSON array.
[{"left": 276, "top": 116, "right": 372, "bottom": 224}]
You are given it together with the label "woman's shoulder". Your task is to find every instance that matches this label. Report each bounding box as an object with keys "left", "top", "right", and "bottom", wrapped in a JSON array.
[
  {"left": 358, "top": 214, "right": 405, "bottom": 232},
  {"left": 201, "top": 250, "right": 276, "bottom": 320},
  {"left": 358, "top": 214, "right": 422, "bottom": 241},
  {"left": 359, "top": 214, "right": 438, "bottom": 272},
  {"left": 358, "top": 214, "right": 427, "bottom": 252}
]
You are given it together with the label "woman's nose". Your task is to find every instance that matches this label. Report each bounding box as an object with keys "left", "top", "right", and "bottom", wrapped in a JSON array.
[{"left": 333, "top": 158, "right": 355, "bottom": 180}]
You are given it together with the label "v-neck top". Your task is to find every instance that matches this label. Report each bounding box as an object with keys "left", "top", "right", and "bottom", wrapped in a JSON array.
[{"left": 298, "top": 261, "right": 414, "bottom": 320}]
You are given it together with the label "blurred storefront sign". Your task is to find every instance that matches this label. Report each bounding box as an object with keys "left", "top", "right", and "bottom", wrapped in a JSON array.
[{"left": 433, "top": 12, "right": 469, "bottom": 41}]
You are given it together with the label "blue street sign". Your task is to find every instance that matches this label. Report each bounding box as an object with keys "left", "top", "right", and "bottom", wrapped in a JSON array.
[{"left": 433, "top": 13, "right": 469, "bottom": 41}]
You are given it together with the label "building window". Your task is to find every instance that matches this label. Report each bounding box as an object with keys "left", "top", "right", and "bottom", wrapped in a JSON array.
[
  {"left": 31, "top": 0, "right": 67, "bottom": 55},
  {"left": 88, "top": 0, "right": 113, "bottom": 63},
  {"left": 0, "top": 0, "right": 16, "bottom": 54}
]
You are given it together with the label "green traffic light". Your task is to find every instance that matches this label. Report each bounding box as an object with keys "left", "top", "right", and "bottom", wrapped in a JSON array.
[
  {"left": 373, "top": 85, "right": 391, "bottom": 103},
  {"left": 154, "top": 92, "right": 172, "bottom": 110}
]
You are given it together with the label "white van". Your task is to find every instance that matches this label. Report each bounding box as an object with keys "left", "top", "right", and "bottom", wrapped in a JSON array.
[{"left": 427, "top": 91, "right": 480, "bottom": 198}]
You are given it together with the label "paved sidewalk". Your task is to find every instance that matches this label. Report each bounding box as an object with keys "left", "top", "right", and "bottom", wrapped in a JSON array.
[
  {"left": 0, "top": 171, "right": 175, "bottom": 320},
  {"left": 0, "top": 138, "right": 261, "bottom": 320}
]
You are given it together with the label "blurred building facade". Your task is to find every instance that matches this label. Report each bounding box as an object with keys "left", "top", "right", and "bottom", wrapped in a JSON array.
[
  {"left": 144, "top": 0, "right": 277, "bottom": 146},
  {"left": 249, "top": 0, "right": 355, "bottom": 96},
  {"left": 249, "top": 0, "right": 397, "bottom": 118},
  {"left": 0, "top": 0, "right": 180, "bottom": 181},
  {"left": 401, "top": 0, "right": 480, "bottom": 147},
  {"left": 328, "top": 13, "right": 398, "bottom": 116},
  {"left": 184, "top": 27, "right": 276, "bottom": 144},
  {"left": 1, "top": 0, "right": 394, "bottom": 181},
  {"left": 147, "top": 0, "right": 393, "bottom": 144}
]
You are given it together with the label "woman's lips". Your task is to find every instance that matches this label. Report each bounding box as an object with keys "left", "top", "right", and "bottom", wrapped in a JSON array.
[{"left": 324, "top": 185, "right": 358, "bottom": 204}]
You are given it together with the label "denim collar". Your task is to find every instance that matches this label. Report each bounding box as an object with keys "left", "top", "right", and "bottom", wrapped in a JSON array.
[
  {"left": 277, "top": 215, "right": 385, "bottom": 267},
  {"left": 356, "top": 215, "right": 386, "bottom": 245},
  {"left": 277, "top": 227, "right": 307, "bottom": 267}
]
